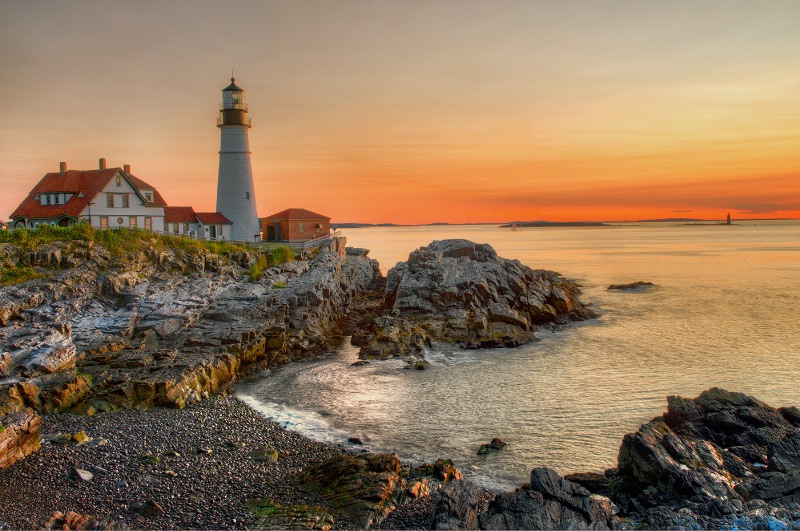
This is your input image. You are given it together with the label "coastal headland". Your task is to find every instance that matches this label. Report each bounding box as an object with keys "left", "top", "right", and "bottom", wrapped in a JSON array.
[{"left": 1, "top": 230, "right": 799, "bottom": 529}]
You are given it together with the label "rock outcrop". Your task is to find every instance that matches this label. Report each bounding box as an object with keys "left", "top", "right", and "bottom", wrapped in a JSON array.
[
  {"left": 356, "top": 239, "right": 595, "bottom": 358},
  {"left": 432, "top": 468, "right": 619, "bottom": 530},
  {"left": 432, "top": 389, "right": 800, "bottom": 530},
  {"left": 0, "top": 236, "right": 379, "bottom": 432},
  {"left": 610, "top": 387, "right": 800, "bottom": 529}
]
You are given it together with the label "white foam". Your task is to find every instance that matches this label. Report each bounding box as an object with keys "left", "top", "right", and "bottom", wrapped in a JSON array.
[{"left": 236, "top": 393, "right": 354, "bottom": 446}]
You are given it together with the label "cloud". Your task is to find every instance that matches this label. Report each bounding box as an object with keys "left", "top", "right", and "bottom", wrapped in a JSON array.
[{"left": 733, "top": 203, "right": 800, "bottom": 215}]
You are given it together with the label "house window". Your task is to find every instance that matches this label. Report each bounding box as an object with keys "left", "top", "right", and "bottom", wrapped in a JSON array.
[
  {"left": 172, "top": 223, "right": 179, "bottom": 234},
  {"left": 144, "top": 217, "right": 152, "bottom": 230},
  {"left": 107, "top": 193, "right": 114, "bottom": 208},
  {"left": 315, "top": 223, "right": 322, "bottom": 233},
  {"left": 116, "top": 176, "right": 121, "bottom": 186},
  {"left": 130, "top": 217, "right": 138, "bottom": 228},
  {"left": 122, "top": 194, "right": 129, "bottom": 208},
  {"left": 144, "top": 192, "right": 152, "bottom": 202},
  {"left": 299, "top": 222, "right": 304, "bottom": 233},
  {"left": 100, "top": 217, "right": 109, "bottom": 229},
  {"left": 183, "top": 223, "right": 189, "bottom": 233},
  {"left": 41, "top": 195, "right": 48, "bottom": 205}
]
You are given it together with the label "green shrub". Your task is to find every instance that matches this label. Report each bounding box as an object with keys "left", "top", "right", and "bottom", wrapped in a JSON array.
[{"left": 270, "top": 246, "right": 294, "bottom": 266}]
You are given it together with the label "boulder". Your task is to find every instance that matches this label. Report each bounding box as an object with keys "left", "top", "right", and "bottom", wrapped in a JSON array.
[
  {"left": 613, "top": 388, "right": 800, "bottom": 529},
  {"left": 431, "top": 468, "right": 619, "bottom": 530},
  {"left": 359, "top": 240, "right": 595, "bottom": 357},
  {"left": 477, "top": 438, "right": 507, "bottom": 455}
]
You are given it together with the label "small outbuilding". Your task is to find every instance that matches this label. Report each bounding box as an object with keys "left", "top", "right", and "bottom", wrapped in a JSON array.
[
  {"left": 261, "top": 208, "right": 331, "bottom": 242},
  {"left": 164, "top": 206, "right": 232, "bottom": 241}
]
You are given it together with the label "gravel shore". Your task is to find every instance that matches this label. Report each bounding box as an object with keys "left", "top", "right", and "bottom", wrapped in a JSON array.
[{"left": 0, "top": 394, "right": 441, "bottom": 530}]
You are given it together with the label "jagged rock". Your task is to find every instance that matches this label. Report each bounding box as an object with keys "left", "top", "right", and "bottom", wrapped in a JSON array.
[
  {"left": 607, "top": 281, "right": 653, "bottom": 290},
  {"left": 432, "top": 467, "right": 619, "bottom": 530},
  {"left": 0, "top": 408, "right": 41, "bottom": 469},
  {"left": 360, "top": 240, "right": 595, "bottom": 356},
  {"left": 768, "top": 430, "right": 800, "bottom": 473},
  {"left": 431, "top": 480, "right": 486, "bottom": 530},
  {"left": 563, "top": 471, "right": 612, "bottom": 498},
  {"left": 299, "top": 453, "right": 403, "bottom": 528},
  {"left": 479, "top": 468, "right": 619, "bottom": 530},
  {"left": 477, "top": 438, "right": 507, "bottom": 455},
  {"left": 359, "top": 316, "right": 428, "bottom": 359},
  {"left": 613, "top": 388, "right": 800, "bottom": 529},
  {"left": 413, "top": 458, "right": 463, "bottom": 483}
]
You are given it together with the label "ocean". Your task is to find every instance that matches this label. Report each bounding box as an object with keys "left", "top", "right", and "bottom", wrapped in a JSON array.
[{"left": 236, "top": 221, "right": 800, "bottom": 491}]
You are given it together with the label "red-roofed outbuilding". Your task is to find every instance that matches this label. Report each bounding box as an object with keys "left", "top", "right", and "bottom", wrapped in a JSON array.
[{"left": 261, "top": 208, "right": 331, "bottom": 242}]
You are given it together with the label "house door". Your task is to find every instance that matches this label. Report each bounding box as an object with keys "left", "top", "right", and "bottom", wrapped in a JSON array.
[{"left": 209, "top": 225, "right": 217, "bottom": 239}]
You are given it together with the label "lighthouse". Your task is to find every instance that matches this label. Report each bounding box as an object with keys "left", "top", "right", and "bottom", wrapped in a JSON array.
[{"left": 216, "top": 77, "right": 259, "bottom": 241}]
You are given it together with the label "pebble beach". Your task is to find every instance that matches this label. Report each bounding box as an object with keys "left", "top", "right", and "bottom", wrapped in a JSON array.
[{"left": 0, "top": 394, "right": 439, "bottom": 530}]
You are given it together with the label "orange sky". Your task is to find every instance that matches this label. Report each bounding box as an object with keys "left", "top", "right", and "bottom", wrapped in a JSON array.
[{"left": 1, "top": 1, "right": 798, "bottom": 224}]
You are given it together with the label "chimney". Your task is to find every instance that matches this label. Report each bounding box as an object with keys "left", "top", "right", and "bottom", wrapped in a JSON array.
[
  {"left": 123, "top": 164, "right": 131, "bottom": 174},
  {"left": 99, "top": 158, "right": 106, "bottom": 170},
  {"left": 59, "top": 162, "right": 67, "bottom": 173}
]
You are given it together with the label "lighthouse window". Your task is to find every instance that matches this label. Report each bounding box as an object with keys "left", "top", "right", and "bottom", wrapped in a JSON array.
[{"left": 246, "top": 192, "right": 250, "bottom": 199}]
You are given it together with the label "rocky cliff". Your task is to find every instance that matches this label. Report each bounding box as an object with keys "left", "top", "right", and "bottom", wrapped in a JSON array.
[
  {"left": 0, "top": 236, "right": 380, "bottom": 467},
  {"left": 355, "top": 239, "right": 596, "bottom": 359}
]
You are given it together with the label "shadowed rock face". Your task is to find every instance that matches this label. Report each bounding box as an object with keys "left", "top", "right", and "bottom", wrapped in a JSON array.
[
  {"left": 612, "top": 387, "right": 800, "bottom": 529},
  {"left": 432, "top": 468, "right": 619, "bottom": 530},
  {"left": 356, "top": 239, "right": 596, "bottom": 358}
]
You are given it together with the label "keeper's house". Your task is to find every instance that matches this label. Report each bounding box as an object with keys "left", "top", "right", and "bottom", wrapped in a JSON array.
[
  {"left": 10, "top": 159, "right": 167, "bottom": 231},
  {"left": 261, "top": 208, "right": 331, "bottom": 242}
]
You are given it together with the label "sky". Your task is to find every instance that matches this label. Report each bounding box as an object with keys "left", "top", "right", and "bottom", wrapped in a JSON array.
[{"left": 1, "top": 0, "right": 798, "bottom": 224}]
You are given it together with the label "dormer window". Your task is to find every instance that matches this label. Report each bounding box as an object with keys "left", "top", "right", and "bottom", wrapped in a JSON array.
[{"left": 144, "top": 192, "right": 153, "bottom": 202}]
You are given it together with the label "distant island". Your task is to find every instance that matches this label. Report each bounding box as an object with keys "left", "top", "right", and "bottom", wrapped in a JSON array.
[{"left": 500, "top": 221, "right": 607, "bottom": 228}]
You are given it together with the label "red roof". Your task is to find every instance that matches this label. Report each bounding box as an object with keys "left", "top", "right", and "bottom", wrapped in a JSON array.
[
  {"left": 10, "top": 167, "right": 166, "bottom": 220},
  {"left": 196, "top": 212, "right": 232, "bottom": 224},
  {"left": 263, "top": 208, "right": 330, "bottom": 221},
  {"left": 164, "top": 206, "right": 197, "bottom": 223},
  {"left": 127, "top": 174, "right": 167, "bottom": 207}
]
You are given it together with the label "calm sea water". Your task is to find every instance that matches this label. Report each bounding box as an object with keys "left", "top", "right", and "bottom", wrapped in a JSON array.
[{"left": 236, "top": 221, "right": 800, "bottom": 491}]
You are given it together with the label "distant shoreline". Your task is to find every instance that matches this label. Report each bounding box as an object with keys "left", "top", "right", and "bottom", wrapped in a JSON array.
[{"left": 331, "top": 218, "right": 796, "bottom": 229}]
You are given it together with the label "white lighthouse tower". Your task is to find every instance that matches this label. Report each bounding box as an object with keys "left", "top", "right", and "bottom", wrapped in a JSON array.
[{"left": 216, "top": 77, "right": 259, "bottom": 241}]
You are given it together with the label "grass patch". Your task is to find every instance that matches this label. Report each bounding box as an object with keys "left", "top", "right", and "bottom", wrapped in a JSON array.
[
  {"left": 247, "top": 246, "right": 296, "bottom": 282},
  {"left": 0, "top": 265, "right": 47, "bottom": 286},
  {"left": 1, "top": 224, "right": 250, "bottom": 261},
  {"left": 271, "top": 280, "right": 287, "bottom": 289}
]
